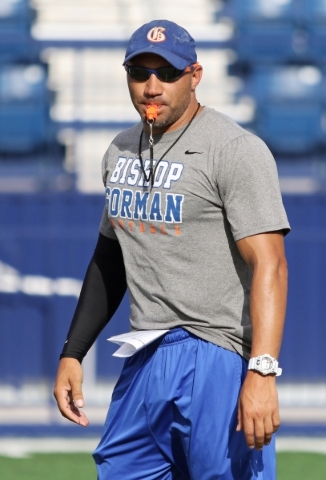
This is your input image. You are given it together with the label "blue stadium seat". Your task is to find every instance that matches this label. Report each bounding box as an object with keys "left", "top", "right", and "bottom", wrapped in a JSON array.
[
  {"left": 215, "top": 0, "right": 311, "bottom": 64},
  {"left": 301, "top": 0, "right": 326, "bottom": 23},
  {"left": 236, "top": 22, "right": 298, "bottom": 64},
  {"left": 238, "top": 66, "right": 326, "bottom": 154},
  {"left": 0, "top": 34, "right": 38, "bottom": 64},
  {"left": 0, "top": 64, "right": 57, "bottom": 153},
  {"left": 0, "top": 0, "right": 35, "bottom": 34},
  {"left": 256, "top": 103, "right": 325, "bottom": 155},
  {"left": 217, "top": 0, "right": 299, "bottom": 23},
  {"left": 0, "top": 64, "right": 49, "bottom": 103},
  {"left": 0, "top": 0, "right": 37, "bottom": 63},
  {"left": 241, "top": 65, "right": 326, "bottom": 102},
  {"left": 305, "top": 25, "right": 326, "bottom": 64},
  {"left": 296, "top": 0, "right": 326, "bottom": 63}
]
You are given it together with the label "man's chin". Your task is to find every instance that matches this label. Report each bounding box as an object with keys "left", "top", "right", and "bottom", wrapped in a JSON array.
[
  {"left": 141, "top": 117, "right": 170, "bottom": 129},
  {"left": 152, "top": 121, "right": 169, "bottom": 129}
]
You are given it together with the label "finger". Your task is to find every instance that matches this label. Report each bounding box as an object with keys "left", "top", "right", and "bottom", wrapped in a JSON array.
[
  {"left": 236, "top": 400, "right": 242, "bottom": 432},
  {"left": 244, "top": 413, "right": 265, "bottom": 450},
  {"left": 63, "top": 398, "right": 89, "bottom": 426},
  {"left": 254, "top": 428, "right": 265, "bottom": 450},
  {"left": 263, "top": 417, "right": 274, "bottom": 446},
  {"left": 272, "top": 409, "right": 281, "bottom": 433},
  {"left": 55, "top": 385, "right": 89, "bottom": 426},
  {"left": 242, "top": 415, "right": 256, "bottom": 449},
  {"left": 67, "top": 397, "right": 89, "bottom": 426},
  {"left": 70, "top": 375, "right": 84, "bottom": 408},
  {"left": 66, "top": 391, "right": 89, "bottom": 426},
  {"left": 71, "top": 384, "right": 85, "bottom": 409}
]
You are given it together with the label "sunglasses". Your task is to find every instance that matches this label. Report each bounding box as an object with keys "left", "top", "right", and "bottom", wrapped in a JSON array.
[{"left": 124, "top": 64, "right": 197, "bottom": 82}]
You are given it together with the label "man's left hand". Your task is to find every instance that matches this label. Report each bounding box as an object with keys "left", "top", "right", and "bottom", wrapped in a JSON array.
[{"left": 236, "top": 370, "right": 280, "bottom": 450}]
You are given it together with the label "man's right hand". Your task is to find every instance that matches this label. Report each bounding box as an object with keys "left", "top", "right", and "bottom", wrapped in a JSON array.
[{"left": 53, "top": 358, "right": 89, "bottom": 426}]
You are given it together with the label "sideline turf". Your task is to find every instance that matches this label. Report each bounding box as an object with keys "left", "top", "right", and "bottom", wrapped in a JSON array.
[
  {"left": 277, "top": 452, "right": 326, "bottom": 480},
  {"left": 0, "top": 453, "right": 97, "bottom": 480},
  {"left": 1, "top": 452, "right": 326, "bottom": 479}
]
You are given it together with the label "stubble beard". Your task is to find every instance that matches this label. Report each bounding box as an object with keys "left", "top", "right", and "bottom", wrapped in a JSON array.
[{"left": 141, "top": 101, "right": 190, "bottom": 129}]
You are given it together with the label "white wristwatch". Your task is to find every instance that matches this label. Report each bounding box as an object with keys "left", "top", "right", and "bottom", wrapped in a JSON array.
[{"left": 248, "top": 354, "right": 282, "bottom": 376}]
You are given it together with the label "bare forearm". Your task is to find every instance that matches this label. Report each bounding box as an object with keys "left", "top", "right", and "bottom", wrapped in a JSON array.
[
  {"left": 250, "top": 259, "right": 288, "bottom": 358},
  {"left": 236, "top": 262, "right": 287, "bottom": 449},
  {"left": 236, "top": 231, "right": 288, "bottom": 358},
  {"left": 236, "top": 231, "right": 288, "bottom": 449}
]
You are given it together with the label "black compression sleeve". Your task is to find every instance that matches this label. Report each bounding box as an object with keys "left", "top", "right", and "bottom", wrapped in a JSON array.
[{"left": 60, "top": 233, "right": 127, "bottom": 363}]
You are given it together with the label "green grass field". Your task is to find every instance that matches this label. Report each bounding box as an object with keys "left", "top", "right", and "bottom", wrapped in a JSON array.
[
  {"left": 1, "top": 452, "right": 326, "bottom": 479},
  {"left": 277, "top": 452, "right": 326, "bottom": 480}
]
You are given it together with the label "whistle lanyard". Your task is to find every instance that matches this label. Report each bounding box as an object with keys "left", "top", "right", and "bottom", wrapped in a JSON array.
[{"left": 138, "top": 103, "right": 201, "bottom": 189}]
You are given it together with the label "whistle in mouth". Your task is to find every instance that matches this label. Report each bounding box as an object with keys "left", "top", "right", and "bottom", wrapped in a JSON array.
[{"left": 146, "top": 105, "right": 158, "bottom": 121}]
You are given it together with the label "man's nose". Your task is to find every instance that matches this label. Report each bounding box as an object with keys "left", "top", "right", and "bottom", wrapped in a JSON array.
[{"left": 144, "top": 73, "right": 163, "bottom": 96}]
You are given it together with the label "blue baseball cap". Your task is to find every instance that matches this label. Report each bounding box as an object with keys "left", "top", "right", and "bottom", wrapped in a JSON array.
[{"left": 123, "top": 20, "right": 197, "bottom": 70}]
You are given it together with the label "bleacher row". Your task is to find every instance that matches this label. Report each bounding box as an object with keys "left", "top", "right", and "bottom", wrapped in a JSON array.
[
  {"left": 217, "top": 0, "right": 326, "bottom": 157},
  {"left": 0, "top": 0, "right": 61, "bottom": 156},
  {"left": 218, "top": 0, "right": 326, "bottom": 66},
  {"left": 1, "top": 0, "right": 326, "bottom": 165}
]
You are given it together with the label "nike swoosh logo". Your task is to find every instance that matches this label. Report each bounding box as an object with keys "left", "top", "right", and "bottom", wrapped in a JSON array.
[{"left": 185, "top": 150, "right": 203, "bottom": 155}]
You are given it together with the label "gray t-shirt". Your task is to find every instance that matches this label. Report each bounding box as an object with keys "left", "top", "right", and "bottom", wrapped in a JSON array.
[{"left": 100, "top": 107, "right": 290, "bottom": 359}]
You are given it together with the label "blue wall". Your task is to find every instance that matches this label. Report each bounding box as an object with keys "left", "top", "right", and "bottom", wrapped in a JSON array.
[
  {"left": 280, "top": 194, "right": 326, "bottom": 381},
  {"left": 0, "top": 193, "right": 325, "bottom": 382}
]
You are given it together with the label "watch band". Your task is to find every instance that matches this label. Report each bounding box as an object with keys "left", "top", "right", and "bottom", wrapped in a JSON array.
[{"left": 248, "top": 354, "right": 282, "bottom": 376}]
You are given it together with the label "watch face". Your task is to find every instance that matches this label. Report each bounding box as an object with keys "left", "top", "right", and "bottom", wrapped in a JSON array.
[{"left": 261, "top": 356, "right": 273, "bottom": 371}]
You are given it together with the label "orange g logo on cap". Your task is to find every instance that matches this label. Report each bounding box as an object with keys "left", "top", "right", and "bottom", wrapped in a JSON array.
[{"left": 147, "top": 27, "right": 166, "bottom": 43}]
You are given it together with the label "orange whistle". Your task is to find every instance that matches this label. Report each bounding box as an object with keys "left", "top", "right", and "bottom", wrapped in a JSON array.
[{"left": 146, "top": 105, "right": 158, "bottom": 121}]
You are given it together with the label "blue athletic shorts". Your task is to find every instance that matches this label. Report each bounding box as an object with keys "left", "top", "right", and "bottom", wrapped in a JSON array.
[{"left": 93, "top": 328, "right": 276, "bottom": 480}]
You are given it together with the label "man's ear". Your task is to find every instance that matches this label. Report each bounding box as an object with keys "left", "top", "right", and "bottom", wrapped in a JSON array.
[{"left": 191, "top": 64, "right": 203, "bottom": 91}]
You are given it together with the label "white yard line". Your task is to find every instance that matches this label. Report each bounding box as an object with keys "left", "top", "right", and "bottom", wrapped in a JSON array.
[
  {"left": 276, "top": 437, "right": 326, "bottom": 454},
  {"left": 1, "top": 406, "right": 326, "bottom": 425},
  {"left": 0, "top": 438, "right": 99, "bottom": 458},
  {"left": 1, "top": 437, "right": 326, "bottom": 458}
]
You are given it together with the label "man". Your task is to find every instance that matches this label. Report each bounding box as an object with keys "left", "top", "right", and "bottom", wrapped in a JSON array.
[{"left": 54, "top": 19, "right": 290, "bottom": 480}]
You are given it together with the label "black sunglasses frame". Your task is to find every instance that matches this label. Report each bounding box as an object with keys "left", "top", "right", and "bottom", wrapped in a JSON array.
[{"left": 124, "top": 64, "right": 195, "bottom": 82}]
